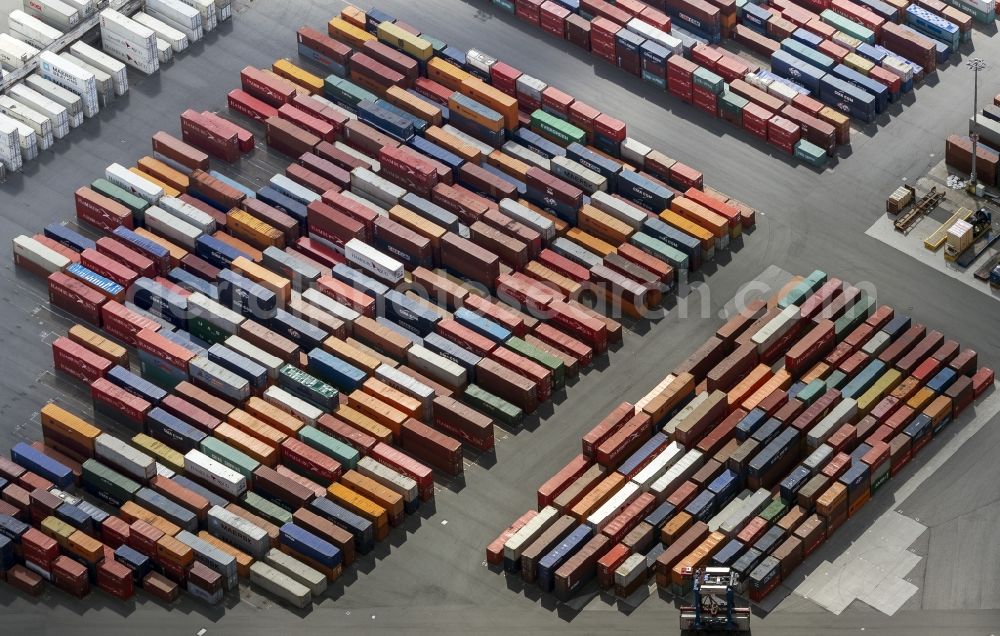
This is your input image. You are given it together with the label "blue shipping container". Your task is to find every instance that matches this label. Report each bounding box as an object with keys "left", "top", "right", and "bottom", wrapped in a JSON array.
[
  {"left": 818, "top": 74, "right": 877, "bottom": 123},
  {"left": 307, "top": 348, "right": 367, "bottom": 392},
  {"left": 537, "top": 524, "right": 592, "bottom": 592},
  {"left": 256, "top": 186, "right": 308, "bottom": 229},
  {"left": 779, "top": 465, "right": 812, "bottom": 502},
  {"left": 218, "top": 269, "right": 278, "bottom": 319},
  {"left": 269, "top": 309, "right": 328, "bottom": 350},
  {"left": 685, "top": 489, "right": 717, "bottom": 521},
  {"left": 279, "top": 522, "right": 343, "bottom": 568},
  {"left": 566, "top": 143, "right": 623, "bottom": 191},
  {"left": 512, "top": 128, "right": 566, "bottom": 159},
  {"left": 641, "top": 217, "right": 701, "bottom": 270},
  {"left": 10, "top": 442, "right": 75, "bottom": 488},
  {"left": 453, "top": 307, "right": 512, "bottom": 343},
  {"left": 617, "top": 432, "right": 668, "bottom": 478},
  {"left": 770, "top": 51, "right": 826, "bottom": 93},
  {"left": 167, "top": 267, "right": 219, "bottom": 299},
  {"left": 115, "top": 544, "right": 154, "bottom": 583},
  {"left": 384, "top": 289, "right": 441, "bottom": 336},
  {"left": 147, "top": 407, "right": 206, "bottom": 453},
  {"left": 357, "top": 99, "right": 416, "bottom": 141},
  {"left": 208, "top": 343, "right": 268, "bottom": 392},
  {"left": 830, "top": 64, "right": 889, "bottom": 113},
  {"left": 331, "top": 263, "right": 390, "bottom": 300},
  {"left": 108, "top": 365, "right": 168, "bottom": 404},
  {"left": 67, "top": 264, "right": 124, "bottom": 298},
  {"left": 135, "top": 487, "right": 199, "bottom": 532},
  {"left": 113, "top": 227, "right": 170, "bottom": 272},
  {"left": 791, "top": 28, "right": 823, "bottom": 49},
  {"left": 423, "top": 333, "right": 482, "bottom": 378},
  {"left": 407, "top": 135, "right": 464, "bottom": 175},
  {"left": 735, "top": 408, "right": 769, "bottom": 441},
  {"left": 195, "top": 234, "right": 251, "bottom": 270},
  {"left": 617, "top": 170, "right": 672, "bottom": 213},
  {"left": 401, "top": 193, "right": 461, "bottom": 232},
  {"left": 44, "top": 223, "right": 95, "bottom": 253},
  {"left": 927, "top": 367, "right": 958, "bottom": 394}
]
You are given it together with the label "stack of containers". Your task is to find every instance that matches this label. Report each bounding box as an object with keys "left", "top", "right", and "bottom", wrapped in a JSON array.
[
  {"left": 145, "top": 0, "right": 203, "bottom": 43},
  {"left": 99, "top": 9, "right": 159, "bottom": 74}
]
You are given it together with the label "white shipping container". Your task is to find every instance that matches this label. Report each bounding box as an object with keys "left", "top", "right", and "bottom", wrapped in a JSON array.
[
  {"left": 145, "top": 3, "right": 202, "bottom": 43},
  {"left": 344, "top": 238, "right": 404, "bottom": 284},
  {"left": 224, "top": 335, "right": 282, "bottom": 380},
  {"left": 155, "top": 462, "right": 175, "bottom": 478},
  {"left": 311, "top": 96, "right": 355, "bottom": 121},
  {"left": 630, "top": 440, "right": 684, "bottom": 490},
  {"left": 340, "top": 190, "right": 387, "bottom": 218},
  {"left": 300, "top": 287, "right": 361, "bottom": 325},
  {"left": 625, "top": 18, "right": 682, "bottom": 55},
  {"left": 708, "top": 489, "right": 751, "bottom": 532},
  {"left": 37, "top": 51, "right": 98, "bottom": 117},
  {"left": 58, "top": 53, "right": 114, "bottom": 103},
  {"left": 22, "top": 0, "right": 80, "bottom": 31},
  {"left": 26, "top": 74, "right": 84, "bottom": 127},
  {"left": 9, "top": 10, "right": 63, "bottom": 49},
  {"left": 649, "top": 449, "right": 704, "bottom": 500},
  {"left": 145, "top": 0, "right": 202, "bottom": 32},
  {"left": 662, "top": 392, "right": 707, "bottom": 438},
  {"left": 70, "top": 41, "right": 128, "bottom": 96},
  {"left": 60, "top": 0, "right": 95, "bottom": 17},
  {"left": 614, "top": 553, "right": 646, "bottom": 588},
  {"left": 145, "top": 205, "right": 202, "bottom": 249},
  {"left": 515, "top": 74, "right": 546, "bottom": 103},
  {"left": 502, "top": 141, "right": 550, "bottom": 172},
  {"left": 215, "top": 0, "right": 232, "bottom": 21},
  {"left": 155, "top": 37, "right": 173, "bottom": 64},
  {"left": 106, "top": 162, "right": 163, "bottom": 203},
  {"left": 187, "top": 291, "right": 244, "bottom": 334},
  {"left": 807, "top": 398, "right": 856, "bottom": 449},
  {"left": 263, "top": 549, "right": 326, "bottom": 596},
  {"left": 158, "top": 196, "right": 216, "bottom": 234},
  {"left": 0, "top": 33, "right": 39, "bottom": 69},
  {"left": 356, "top": 455, "right": 418, "bottom": 506},
  {"left": 586, "top": 481, "right": 639, "bottom": 530},
  {"left": 207, "top": 505, "right": 269, "bottom": 558},
  {"left": 11, "top": 119, "right": 38, "bottom": 161},
  {"left": 406, "top": 343, "right": 466, "bottom": 388},
  {"left": 177, "top": 0, "right": 216, "bottom": 31},
  {"left": 465, "top": 48, "right": 497, "bottom": 77},
  {"left": 269, "top": 173, "right": 320, "bottom": 205},
  {"left": 184, "top": 449, "right": 248, "bottom": 498},
  {"left": 0, "top": 95, "right": 53, "bottom": 150},
  {"left": 374, "top": 364, "right": 433, "bottom": 421},
  {"left": 0, "top": 115, "right": 23, "bottom": 172},
  {"left": 503, "top": 505, "right": 559, "bottom": 564},
  {"left": 441, "top": 124, "right": 494, "bottom": 156},
  {"left": 95, "top": 433, "right": 156, "bottom": 481},
  {"left": 249, "top": 561, "right": 311, "bottom": 609},
  {"left": 333, "top": 141, "right": 377, "bottom": 171},
  {"left": 751, "top": 305, "right": 800, "bottom": 354},
  {"left": 717, "top": 488, "right": 770, "bottom": 537},
  {"left": 262, "top": 385, "right": 321, "bottom": 425},
  {"left": 619, "top": 137, "right": 652, "bottom": 168},
  {"left": 13, "top": 235, "right": 68, "bottom": 272},
  {"left": 590, "top": 191, "right": 647, "bottom": 230},
  {"left": 9, "top": 84, "right": 69, "bottom": 139},
  {"left": 767, "top": 80, "right": 798, "bottom": 104},
  {"left": 499, "top": 198, "right": 555, "bottom": 241},
  {"left": 349, "top": 167, "right": 405, "bottom": 209},
  {"left": 98, "top": 28, "right": 159, "bottom": 75},
  {"left": 550, "top": 155, "right": 607, "bottom": 194},
  {"left": 99, "top": 8, "right": 156, "bottom": 45},
  {"left": 131, "top": 12, "right": 188, "bottom": 52}
]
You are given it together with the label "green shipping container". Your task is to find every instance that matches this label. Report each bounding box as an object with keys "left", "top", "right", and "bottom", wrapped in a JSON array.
[
  {"left": 820, "top": 10, "right": 875, "bottom": 44},
  {"left": 421, "top": 34, "right": 447, "bottom": 53},
  {"left": 463, "top": 384, "right": 524, "bottom": 428},
  {"left": 693, "top": 68, "right": 725, "bottom": 94},
  {"left": 781, "top": 39, "right": 835, "bottom": 72},
  {"left": 82, "top": 459, "right": 141, "bottom": 506},
  {"left": 793, "top": 139, "right": 829, "bottom": 168},
  {"left": 530, "top": 109, "right": 586, "bottom": 146},
  {"left": 504, "top": 337, "right": 565, "bottom": 390},
  {"left": 778, "top": 270, "right": 827, "bottom": 308},
  {"left": 759, "top": 498, "right": 788, "bottom": 524},
  {"left": 279, "top": 364, "right": 339, "bottom": 411},
  {"left": 720, "top": 91, "right": 748, "bottom": 121},
  {"left": 834, "top": 295, "right": 875, "bottom": 339},
  {"left": 187, "top": 315, "right": 232, "bottom": 345},
  {"left": 797, "top": 379, "right": 827, "bottom": 406},
  {"left": 241, "top": 491, "right": 293, "bottom": 525},
  {"left": 324, "top": 76, "right": 379, "bottom": 109},
  {"left": 91, "top": 178, "right": 149, "bottom": 224},
  {"left": 628, "top": 232, "right": 689, "bottom": 285},
  {"left": 299, "top": 425, "right": 360, "bottom": 470},
  {"left": 200, "top": 437, "right": 260, "bottom": 479},
  {"left": 825, "top": 369, "right": 848, "bottom": 390}
]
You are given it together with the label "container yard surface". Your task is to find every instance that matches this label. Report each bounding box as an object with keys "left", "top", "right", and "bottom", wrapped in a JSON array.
[{"left": 0, "top": 0, "right": 999, "bottom": 635}]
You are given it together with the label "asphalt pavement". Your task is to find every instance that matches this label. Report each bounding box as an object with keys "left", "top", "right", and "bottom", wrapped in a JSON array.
[{"left": 0, "top": 0, "right": 998, "bottom": 634}]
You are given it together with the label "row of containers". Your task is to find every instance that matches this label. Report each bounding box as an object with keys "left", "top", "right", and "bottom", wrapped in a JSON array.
[
  {"left": 0, "top": 0, "right": 233, "bottom": 173},
  {"left": 487, "top": 269, "right": 994, "bottom": 602},
  {"left": 3, "top": 6, "right": 761, "bottom": 609},
  {"left": 945, "top": 95, "right": 1000, "bottom": 188},
  {"left": 493, "top": 0, "right": 992, "bottom": 167}
]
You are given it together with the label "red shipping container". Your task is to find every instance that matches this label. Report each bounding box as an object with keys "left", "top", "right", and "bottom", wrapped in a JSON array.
[
  {"left": 180, "top": 109, "right": 239, "bottom": 162},
  {"left": 227, "top": 89, "right": 280, "bottom": 122},
  {"left": 52, "top": 336, "right": 112, "bottom": 384},
  {"left": 487, "top": 510, "right": 539, "bottom": 565},
  {"left": 379, "top": 145, "right": 438, "bottom": 196},
  {"left": 240, "top": 66, "right": 297, "bottom": 106},
  {"left": 742, "top": 103, "right": 772, "bottom": 140},
  {"left": 595, "top": 412, "right": 653, "bottom": 467},
  {"left": 279, "top": 103, "right": 335, "bottom": 143},
  {"left": 490, "top": 62, "right": 522, "bottom": 97},
  {"left": 693, "top": 85, "right": 719, "bottom": 116},
  {"left": 48, "top": 271, "right": 105, "bottom": 325},
  {"left": 370, "top": 442, "right": 434, "bottom": 501},
  {"left": 95, "top": 237, "right": 156, "bottom": 278},
  {"left": 80, "top": 249, "right": 139, "bottom": 288},
  {"left": 532, "top": 322, "right": 593, "bottom": 366},
  {"left": 75, "top": 187, "right": 132, "bottom": 233},
  {"left": 100, "top": 300, "right": 160, "bottom": 348},
  {"left": 517, "top": 0, "right": 543, "bottom": 23},
  {"left": 316, "top": 275, "right": 375, "bottom": 317},
  {"left": 540, "top": 1, "right": 570, "bottom": 37},
  {"left": 640, "top": 6, "right": 672, "bottom": 31}
]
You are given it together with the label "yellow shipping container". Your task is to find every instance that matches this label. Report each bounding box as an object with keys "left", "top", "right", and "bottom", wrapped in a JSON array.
[
  {"left": 67, "top": 530, "right": 103, "bottom": 563},
  {"left": 425, "top": 126, "right": 482, "bottom": 163},
  {"left": 577, "top": 204, "right": 634, "bottom": 246},
  {"left": 245, "top": 396, "right": 304, "bottom": 437},
  {"left": 671, "top": 197, "right": 728, "bottom": 240},
  {"left": 460, "top": 78, "right": 519, "bottom": 131},
  {"left": 340, "top": 469, "right": 404, "bottom": 523},
  {"left": 523, "top": 261, "right": 581, "bottom": 298},
  {"left": 742, "top": 369, "right": 793, "bottom": 411},
  {"left": 69, "top": 323, "right": 129, "bottom": 367},
  {"left": 388, "top": 205, "right": 447, "bottom": 253},
  {"left": 843, "top": 52, "right": 875, "bottom": 74},
  {"left": 426, "top": 57, "right": 473, "bottom": 92},
  {"left": 570, "top": 472, "right": 625, "bottom": 521},
  {"left": 487, "top": 149, "right": 532, "bottom": 182},
  {"left": 659, "top": 211, "right": 714, "bottom": 251},
  {"left": 322, "top": 337, "right": 380, "bottom": 376},
  {"left": 132, "top": 433, "right": 185, "bottom": 473},
  {"left": 565, "top": 227, "right": 617, "bottom": 258},
  {"left": 857, "top": 369, "right": 903, "bottom": 414},
  {"left": 227, "top": 409, "right": 288, "bottom": 449},
  {"left": 384, "top": 85, "right": 443, "bottom": 126},
  {"left": 227, "top": 210, "right": 284, "bottom": 251},
  {"left": 376, "top": 21, "right": 432, "bottom": 61},
  {"left": 335, "top": 404, "right": 394, "bottom": 444},
  {"left": 232, "top": 255, "right": 291, "bottom": 304},
  {"left": 327, "top": 482, "right": 389, "bottom": 539},
  {"left": 128, "top": 167, "right": 181, "bottom": 198},
  {"left": 907, "top": 387, "right": 936, "bottom": 412},
  {"left": 328, "top": 17, "right": 374, "bottom": 49},
  {"left": 137, "top": 156, "right": 189, "bottom": 193},
  {"left": 41, "top": 516, "right": 75, "bottom": 548},
  {"left": 272, "top": 58, "right": 324, "bottom": 94}
]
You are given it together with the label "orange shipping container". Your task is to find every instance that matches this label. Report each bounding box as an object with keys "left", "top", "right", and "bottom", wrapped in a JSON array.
[
  {"left": 426, "top": 57, "right": 474, "bottom": 92},
  {"left": 570, "top": 472, "right": 626, "bottom": 522},
  {"left": 383, "top": 85, "right": 444, "bottom": 126},
  {"left": 671, "top": 197, "right": 728, "bottom": 242},
  {"left": 335, "top": 404, "right": 394, "bottom": 444},
  {"left": 487, "top": 150, "right": 532, "bottom": 182},
  {"left": 323, "top": 337, "right": 380, "bottom": 375},
  {"left": 327, "top": 482, "right": 389, "bottom": 540},
  {"left": 727, "top": 364, "right": 773, "bottom": 409},
  {"left": 671, "top": 531, "right": 726, "bottom": 585},
  {"left": 156, "top": 534, "right": 195, "bottom": 568},
  {"left": 642, "top": 373, "right": 696, "bottom": 426},
  {"left": 577, "top": 205, "right": 634, "bottom": 246},
  {"left": 227, "top": 210, "right": 284, "bottom": 250},
  {"left": 212, "top": 231, "right": 263, "bottom": 262},
  {"left": 198, "top": 531, "right": 254, "bottom": 578},
  {"left": 460, "top": 78, "right": 519, "bottom": 130},
  {"left": 340, "top": 470, "right": 405, "bottom": 526},
  {"left": 137, "top": 156, "right": 189, "bottom": 193},
  {"left": 214, "top": 422, "right": 280, "bottom": 467},
  {"left": 129, "top": 167, "right": 181, "bottom": 198},
  {"left": 388, "top": 205, "right": 447, "bottom": 255},
  {"left": 565, "top": 227, "right": 617, "bottom": 258},
  {"left": 120, "top": 502, "right": 181, "bottom": 537},
  {"left": 742, "top": 369, "right": 793, "bottom": 411},
  {"left": 227, "top": 409, "right": 288, "bottom": 448},
  {"left": 524, "top": 261, "right": 582, "bottom": 299},
  {"left": 425, "top": 126, "right": 482, "bottom": 163},
  {"left": 361, "top": 378, "right": 422, "bottom": 420},
  {"left": 348, "top": 391, "right": 408, "bottom": 439},
  {"left": 134, "top": 228, "right": 186, "bottom": 266},
  {"left": 659, "top": 211, "right": 714, "bottom": 251},
  {"left": 245, "top": 397, "right": 305, "bottom": 436},
  {"left": 232, "top": 256, "right": 291, "bottom": 304}
]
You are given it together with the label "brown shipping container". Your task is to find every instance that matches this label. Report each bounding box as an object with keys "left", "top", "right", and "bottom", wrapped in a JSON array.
[
  {"left": 476, "top": 357, "right": 538, "bottom": 413},
  {"left": 252, "top": 465, "right": 315, "bottom": 510},
  {"left": 180, "top": 109, "right": 239, "bottom": 162},
  {"left": 152, "top": 131, "right": 210, "bottom": 171},
  {"left": 400, "top": 418, "right": 463, "bottom": 476},
  {"left": 582, "top": 402, "right": 635, "bottom": 459},
  {"left": 265, "top": 116, "right": 321, "bottom": 157},
  {"left": 595, "top": 413, "right": 653, "bottom": 468},
  {"left": 432, "top": 395, "right": 495, "bottom": 451}
]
